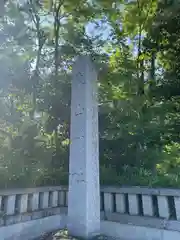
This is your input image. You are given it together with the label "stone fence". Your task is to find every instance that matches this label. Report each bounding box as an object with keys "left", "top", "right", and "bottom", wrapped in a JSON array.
[
  {"left": 0, "top": 186, "right": 68, "bottom": 240},
  {"left": 1, "top": 185, "right": 180, "bottom": 239},
  {"left": 101, "top": 186, "right": 180, "bottom": 233},
  {"left": 0, "top": 186, "right": 68, "bottom": 223}
]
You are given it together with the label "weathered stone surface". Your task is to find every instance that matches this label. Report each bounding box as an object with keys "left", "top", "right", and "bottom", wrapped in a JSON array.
[
  {"left": 157, "top": 196, "right": 170, "bottom": 219},
  {"left": 31, "top": 211, "right": 44, "bottom": 220},
  {"left": 6, "top": 195, "right": 16, "bottom": 215},
  {"left": 41, "top": 192, "right": 49, "bottom": 209},
  {"left": 174, "top": 196, "right": 180, "bottom": 220},
  {"left": 19, "top": 194, "right": 28, "bottom": 213},
  {"left": 21, "top": 213, "right": 32, "bottom": 222},
  {"left": 58, "top": 191, "right": 65, "bottom": 206},
  {"left": 32, "top": 193, "right": 40, "bottom": 211},
  {"left": 115, "top": 194, "right": 126, "bottom": 214},
  {"left": 128, "top": 194, "right": 139, "bottom": 215},
  {"left": 68, "top": 56, "right": 100, "bottom": 238},
  {"left": 104, "top": 193, "right": 113, "bottom": 212},
  {"left": 142, "top": 195, "right": 153, "bottom": 217},
  {"left": 51, "top": 191, "right": 58, "bottom": 207},
  {"left": 0, "top": 217, "right": 4, "bottom": 226},
  {"left": 5, "top": 215, "right": 21, "bottom": 225}
]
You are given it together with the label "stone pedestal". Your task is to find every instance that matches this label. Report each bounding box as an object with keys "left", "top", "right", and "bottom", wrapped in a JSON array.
[{"left": 67, "top": 56, "right": 100, "bottom": 238}]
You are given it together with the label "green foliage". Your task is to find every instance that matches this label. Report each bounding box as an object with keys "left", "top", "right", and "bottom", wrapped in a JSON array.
[{"left": 1, "top": 0, "right": 180, "bottom": 189}]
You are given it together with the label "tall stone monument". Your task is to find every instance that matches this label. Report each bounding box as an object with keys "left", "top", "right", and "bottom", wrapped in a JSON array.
[{"left": 67, "top": 56, "right": 100, "bottom": 238}]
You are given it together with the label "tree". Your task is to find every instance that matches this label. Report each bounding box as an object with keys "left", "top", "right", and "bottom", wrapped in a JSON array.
[{"left": 1, "top": 0, "right": 180, "bottom": 188}]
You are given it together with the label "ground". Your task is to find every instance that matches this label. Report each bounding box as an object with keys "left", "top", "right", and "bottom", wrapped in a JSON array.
[
  {"left": 35, "top": 230, "right": 118, "bottom": 240},
  {"left": 35, "top": 229, "right": 78, "bottom": 240}
]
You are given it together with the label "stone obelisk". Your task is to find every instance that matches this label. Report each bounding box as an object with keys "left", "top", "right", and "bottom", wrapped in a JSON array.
[{"left": 67, "top": 56, "right": 100, "bottom": 238}]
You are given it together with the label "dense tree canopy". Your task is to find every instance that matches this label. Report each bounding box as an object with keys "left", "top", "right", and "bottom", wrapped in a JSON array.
[{"left": 0, "top": 0, "right": 180, "bottom": 188}]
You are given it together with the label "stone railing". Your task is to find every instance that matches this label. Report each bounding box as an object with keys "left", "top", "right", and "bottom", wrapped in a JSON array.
[
  {"left": 1, "top": 185, "right": 180, "bottom": 239},
  {"left": 0, "top": 186, "right": 68, "bottom": 240},
  {"left": 100, "top": 186, "right": 180, "bottom": 233},
  {"left": 0, "top": 186, "right": 68, "bottom": 226}
]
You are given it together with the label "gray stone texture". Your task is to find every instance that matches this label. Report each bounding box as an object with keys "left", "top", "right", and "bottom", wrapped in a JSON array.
[{"left": 68, "top": 56, "right": 100, "bottom": 238}]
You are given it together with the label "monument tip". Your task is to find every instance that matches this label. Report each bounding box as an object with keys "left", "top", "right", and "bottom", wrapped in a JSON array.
[{"left": 73, "top": 55, "right": 96, "bottom": 76}]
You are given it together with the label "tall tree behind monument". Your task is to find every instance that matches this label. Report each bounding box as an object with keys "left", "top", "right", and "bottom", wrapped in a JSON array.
[{"left": 67, "top": 56, "right": 100, "bottom": 238}]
